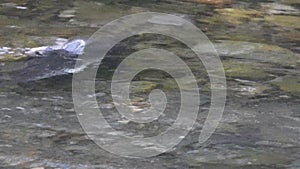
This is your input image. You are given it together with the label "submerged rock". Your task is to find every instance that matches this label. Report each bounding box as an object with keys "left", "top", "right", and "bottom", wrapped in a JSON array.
[
  {"left": 265, "top": 15, "right": 300, "bottom": 29},
  {"left": 72, "top": 1, "right": 135, "bottom": 27},
  {"left": 261, "top": 3, "right": 299, "bottom": 15},
  {"left": 271, "top": 75, "right": 300, "bottom": 94},
  {"left": 202, "top": 8, "right": 263, "bottom": 25},
  {"left": 8, "top": 39, "right": 86, "bottom": 82},
  {"left": 130, "top": 81, "right": 159, "bottom": 94},
  {"left": 58, "top": 9, "right": 76, "bottom": 18},
  {"left": 189, "top": 0, "right": 232, "bottom": 6},
  {"left": 280, "top": 0, "right": 300, "bottom": 5},
  {"left": 215, "top": 40, "right": 300, "bottom": 67},
  {"left": 0, "top": 53, "right": 27, "bottom": 62},
  {"left": 223, "top": 60, "right": 270, "bottom": 81}
]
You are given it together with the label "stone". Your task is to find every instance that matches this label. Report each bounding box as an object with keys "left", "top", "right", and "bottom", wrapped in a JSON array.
[
  {"left": 202, "top": 8, "right": 263, "bottom": 25},
  {"left": 189, "top": 0, "right": 232, "bottom": 5},
  {"left": 265, "top": 15, "right": 300, "bottom": 29},
  {"left": 271, "top": 75, "right": 300, "bottom": 93},
  {"left": 261, "top": 3, "right": 299, "bottom": 15}
]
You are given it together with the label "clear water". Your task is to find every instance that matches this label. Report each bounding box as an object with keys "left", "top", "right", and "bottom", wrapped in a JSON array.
[{"left": 0, "top": 0, "right": 299, "bottom": 168}]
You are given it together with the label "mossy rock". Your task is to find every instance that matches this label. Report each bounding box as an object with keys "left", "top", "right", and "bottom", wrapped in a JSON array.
[
  {"left": 217, "top": 123, "right": 238, "bottom": 133},
  {"left": 217, "top": 33, "right": 265, "bottom": 42},
  {"left": 7, "top": 36, "right": 42, "bottom": 48},
  {"left": 161, "top": 79, "right": 179, "bottom": 91},
  {"left": 280, "top": 0, "right": 300, "bottom": 5},
  {"left": 215, "top": 40, "right": 300, "bottom": 67},
  {"left": 161, "top": 78, "right": 207, "bottom": 91},
  {"left": 74, "top": 1, "right": 133, "bottom": 26},
  {"left": 265, "top": 15, "right": 300, "bottom": 29},
  {"left": 272, "top": 76, "right": 300, "bottom": 93},
  {"left": 0, "top": 53, "right": 27, "bottom": 62},
  {"left": 202, "top": 8, "right": 263, "bottom": 25},
  {"left": 223, "top": 60, "right": 269, "bottom": 80},
  {"left": 130, "top": 81, "right": 159, "bottom": 94}
]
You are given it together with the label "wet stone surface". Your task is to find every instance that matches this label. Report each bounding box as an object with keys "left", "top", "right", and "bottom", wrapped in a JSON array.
[{"left": 0, "top": 0, "right": 300, "bottom": 168}]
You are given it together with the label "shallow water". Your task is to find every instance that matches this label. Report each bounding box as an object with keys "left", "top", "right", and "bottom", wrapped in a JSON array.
[{"left": 0, "top": 0, "right": 300, "bottom": 168}]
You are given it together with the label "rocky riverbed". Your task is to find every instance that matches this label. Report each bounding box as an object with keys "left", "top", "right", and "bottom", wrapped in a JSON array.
[{"left": 0, "top": 0, "right": 299, "bottom": 168}]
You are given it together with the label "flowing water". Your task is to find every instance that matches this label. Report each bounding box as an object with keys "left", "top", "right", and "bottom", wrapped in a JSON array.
[{"left": 0, "top": 0, "right": 299, "bottom": 168}]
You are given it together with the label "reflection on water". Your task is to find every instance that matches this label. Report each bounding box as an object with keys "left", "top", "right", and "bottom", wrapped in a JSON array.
[{"left": 0, "top": 0, "right": 299, "bottom": 168}]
